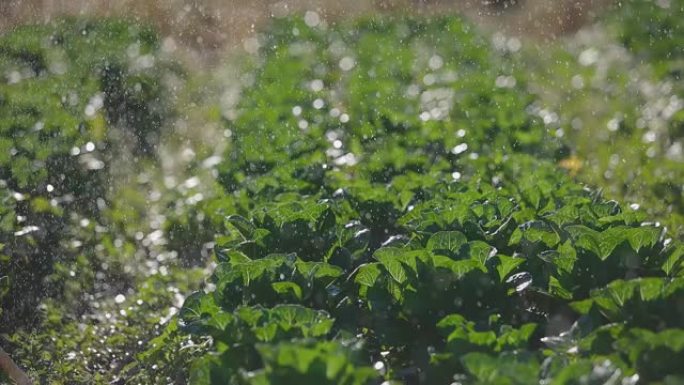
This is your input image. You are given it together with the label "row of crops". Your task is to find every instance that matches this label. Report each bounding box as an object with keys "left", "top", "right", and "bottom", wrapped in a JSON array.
[{"left": 1, "top": 0, "right": 683, "bottom": 384}]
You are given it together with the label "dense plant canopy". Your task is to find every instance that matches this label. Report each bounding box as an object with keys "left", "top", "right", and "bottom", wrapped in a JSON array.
[
  {"left": 1, "top": 0, "right": 683, "bottom": 384},
  {"left": 174, "top": 15, "right": 684, "bottom": 385}
]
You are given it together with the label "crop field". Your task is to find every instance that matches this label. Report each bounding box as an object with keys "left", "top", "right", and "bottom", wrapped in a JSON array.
[{"left": 0, "top": 1, "right": 683, "bottom": 384}]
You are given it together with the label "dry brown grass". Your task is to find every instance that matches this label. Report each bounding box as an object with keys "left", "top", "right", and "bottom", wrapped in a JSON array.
[{"left": 0, "top": 0, "right": 613, "bottom": 66}]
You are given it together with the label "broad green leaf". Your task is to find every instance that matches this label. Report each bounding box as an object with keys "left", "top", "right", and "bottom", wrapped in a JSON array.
[
  {"left": 355, "top": 263, "right": 382, "bottom": 287},
  {"left": 373, "top": 247, "right": 410, "bottom": 284},
  {"left": 570, "top": 298, "right": 594, "bottom": 314},
  {"left": 427, "top": 231, "right": 467, "bottom": 255},
  {"left": 189, "top": 355, "right": 222, "bottom": 385},
  {"left": 495, "top": 255, "right": 524, "bottom": 282},
  {"left": 598, "top": 226, "right": 629, "bottom": 259},
  {"left": 375, "top": 257, "right": 407, "bottom": 284},
  {"left": 433, "top": 255, "right": 479, "bottom": 278},
  {"left": 272, "top": 281, "right": 303, "bottom": 300},
  {"left": 606, "top": 279, "right": 636, "bottom": 308},
  {"left": 215, "top": 248, "right": 251, "bottom": 263},
  {"left": 496, "top": 323, "right": 537, "bottom": 351},
  {"left": 638, "top": 278, "right": 664, "bottom": 301},
  {"left": 437, "top": 313, "right": 468, "bottom": 329},
  {"left": 461, "top": 352, "right": 539, "bottom": 384},
  {"left": 179, "top": 291, "right": 223, "bottom": 332},
  {"left": 549, "top": 276, "right": 572, "bottom": 300},
  {"left": 627, "top": 226, "right": 661, "bottom": 252},
  {"left": 565, "top": 225, "right": 603, "bottom": 258},
  {"left": 663, "top": 246, "right": 684, "bottom": 276},
  {"left": 295, "top": 261, "right": 344, "bottom": 280},
  {"left": 468, "top": 240, "right": 495, "bottom": 270},
  {"left": 269, "top": 305, "right": 334, "bottom": 337},
  {"left": 556, "top": 240, "right": 577, "bottom": 273},
  {"left": 518, "top": 220, "right": 560, "bottom": 247},
  {"left": 227, "top": 215, "right": 256, "bottom": 238}
]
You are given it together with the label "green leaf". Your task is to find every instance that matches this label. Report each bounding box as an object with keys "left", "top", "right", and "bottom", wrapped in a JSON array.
[
  {"left": 461, "top": 352, "right": 539, "bottom": 384},
  {"left": 495, "top": 255, "right": 524, "bottom": 282},
  {"left": 549, "top": 276, "right": 572, "bottom": 300},
  {"left": 598, "top": 226, "right": 629, "bottom": 259},
  {"left": 295, "top": 261, "right": 344, "bottom": 280},
  {"left": 269, "top": 305, "right": 334, "bottom": 338},
  {"left": 606, "top": 279, "right": 636, "bottom": 307},
  {"left": 565, "top": 225, "right": 603, "bottom": 258},
  {"left": 355, "top": 263, "right": 382, "bottom": 287},
  {"left": 215, "top": 248, "right": 251, "bottom": 263},
  {"left": 427, "top": 231, "right": 467, "bottom": 255},
  {"left": 373, "top": 247, "right": 410, "bottom": 284},
  {"left": 272, "top": 281, "right": 303, "bottom": 300},
  {"left": 638, "top": 278, "right": 664, "bottom": 301},
  {"left": 627, "top": 226, "right": 661, "bottom": 252},
  {"left": 468, "top": 240, "right": 496, "bottom": 270},
  {"left": 433, "top": 255, "right": 479, "bottom": 278},
  {"left": 518, "top": 220, "right": 560, "bottom": 247},
  {"left": 227, "top": 215, "right": 256, "bottom": 238},
  {"left": 555, "top": 240, "right": 577, "bottom": 273},
  {"left": 570, "top": 298, "right": 594, "bottom": 314},
  {"left": 179, "top": 291, "right": 224, "bottom": 333},
  {"left": 663, "top": 245, "right": 684, "bottom": 276}
]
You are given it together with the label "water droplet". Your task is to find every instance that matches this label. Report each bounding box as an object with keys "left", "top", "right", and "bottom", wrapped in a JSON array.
[
  {"left": 327, "top": 285, "right": 341, "bottom": 297},
  {"left": 304, "top": 11, "right": 321, "bottom": 27},
  {"left": 14, "top": 226, "right": 39, "bottom": 236},
  {"left": 423, "top": 73, "right": 436, "bottom": 86},
  {"left": 538, "top": 250, "right": 559, "bottom": 263},
  {"left": 506, "top": 37, "right": 522, "bottom": 52},
  {"left": 313, "top": 98, "right": 325, "bottom": 109},
  {"left": 506, "top": 272, "right": 533, "bottom": 292},
  {"left": 451, "top": 143, "right": 468, "bottom": 155},
  {"left": 428, "top": 55, "right": 443, "bottom": 70},
  {"left": 339, "top": 57, "right": 355, "bottom": 71},
  {"left": 310, "top": 79, "right": 324, "bottom": 92},
  {"left": 578, "top": 48, "right": 599, "bottom": 66}
]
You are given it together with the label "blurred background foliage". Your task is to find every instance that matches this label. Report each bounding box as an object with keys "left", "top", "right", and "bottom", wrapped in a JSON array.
[{"left": 0, "top": 0, "right": 682, "bottom": 383}]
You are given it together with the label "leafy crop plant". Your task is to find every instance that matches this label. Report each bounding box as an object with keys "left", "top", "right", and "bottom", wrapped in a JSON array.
[{"left": 159, "top": 16, "right": 684, "bottom": 385}]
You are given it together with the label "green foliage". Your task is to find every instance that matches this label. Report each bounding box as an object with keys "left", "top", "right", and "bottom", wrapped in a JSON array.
[
  {"left": 4, "top": 4, "right": 684, "bottom": 385},
  {"left": 0, "top": 17, "right": 178, "bottom": 347},
  {"left": 609, "top": 0, "right": 684, "bottom": 79},
  {"left": 171, "top": 15, "right": 684, "bottom": 385},
  {"left": 6, "top": 268, "right": 205, "bottom": 384},
  {"left": 520, "top": 0, "right": 684, "bottom": 239}
]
